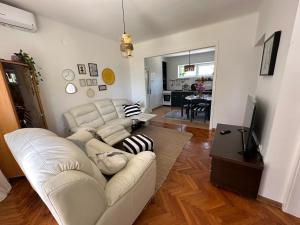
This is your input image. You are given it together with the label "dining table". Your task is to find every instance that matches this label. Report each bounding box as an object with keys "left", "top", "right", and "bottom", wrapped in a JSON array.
[{"left": 181, "top": 94, "right": 212, "bottom": 122}]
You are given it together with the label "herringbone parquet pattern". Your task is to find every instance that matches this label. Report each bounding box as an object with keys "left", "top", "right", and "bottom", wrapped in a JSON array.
[
  {"left": 134, "top": 122, "right": 300, "bottom": 225},
  {"left": 0, "top": 122, "right": 299, "bottom": 225}
]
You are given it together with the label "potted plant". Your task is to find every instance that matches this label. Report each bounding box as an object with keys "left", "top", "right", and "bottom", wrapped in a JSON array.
[
  {"left": 195, "top": 78, "right": 205, "bottom": 96},
  {"left": 14, "top": 50, "right": 43, "bottom": 85}
]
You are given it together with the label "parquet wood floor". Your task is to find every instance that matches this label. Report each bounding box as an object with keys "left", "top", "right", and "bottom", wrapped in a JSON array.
[{"left": 0, "top": 121, "right": 299, "bottom": 225}]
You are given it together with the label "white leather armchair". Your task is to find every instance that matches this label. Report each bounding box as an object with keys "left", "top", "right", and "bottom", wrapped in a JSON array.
[{"left": 4, "top": 128, "right": 156, "bottom": 225}]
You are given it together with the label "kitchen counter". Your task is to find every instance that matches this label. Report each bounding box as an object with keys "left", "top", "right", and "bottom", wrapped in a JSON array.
[{"left": 171, "top": 91, "right": 194, "bottom": 107}]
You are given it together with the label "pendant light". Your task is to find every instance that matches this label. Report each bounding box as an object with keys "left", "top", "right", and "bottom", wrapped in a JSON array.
[
  {"left": 120, "top": 0, "right": 134, "bottom": 58},
  {"left": 184, "top": 50, "right": 195, "bottom": 72}
]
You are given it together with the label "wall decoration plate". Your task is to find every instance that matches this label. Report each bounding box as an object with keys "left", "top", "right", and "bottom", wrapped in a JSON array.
[
  {"left": 65, "top": 83, "right": 77, "bottom": 94},
  {"left": 102, "top": 68, "right": 115, "bottom": 85},
  {"left": 62, "top": 69, "right": 75, "bottom": 81},
  {"left": 87, "top": 88, "right": 95, "bottom": 98}
]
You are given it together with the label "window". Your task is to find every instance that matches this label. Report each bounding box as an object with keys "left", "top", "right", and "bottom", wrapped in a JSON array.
[{"left": 178, "top": 62, "right": 214, "bottom": 78}]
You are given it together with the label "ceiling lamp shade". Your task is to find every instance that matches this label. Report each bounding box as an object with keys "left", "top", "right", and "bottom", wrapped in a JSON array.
[
  {"left": 184, "top": 64, "right": 195, "bottom": 72},
  {"left": 120, "top": 33, "right": 134, "bottom": 58},
  {"left": 120, "top": 0, "right": 134, "bottom": 58},
  {"left": 184, "top": 50, "right": 195, "bottom": 72}
]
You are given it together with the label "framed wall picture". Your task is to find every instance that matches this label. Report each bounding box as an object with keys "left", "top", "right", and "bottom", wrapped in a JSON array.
[
  {"left": 98, "top": 85, "right": 107, "bottom": 91},
  {"left": 260, "top": 31, "right": 281, "bottom": 76},
  {"left": 86, "top": 79, "right": 93, "bottom": 86},
  {"left": 79, "top": 79, "right": 86, "bottom": 87},
  {"left": 77, "top": 64, "right": 86, "bottom": 74},
  {"left": 91, "top": 79, "right": 98, "bottom": 86},
  {"left": 88, "top": 63, "right": 98, "bottom": 77}
]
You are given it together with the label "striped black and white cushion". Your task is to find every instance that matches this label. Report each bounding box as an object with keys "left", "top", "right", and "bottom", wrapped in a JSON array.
[
  {"left": 123, "top": 134, "right": 154, "bottom": 154},
  {"left": 123, "top": 102, "right": 142, "bottom": 117}
]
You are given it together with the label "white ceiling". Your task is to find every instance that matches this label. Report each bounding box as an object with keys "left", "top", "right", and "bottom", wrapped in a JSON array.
[{"left": 3, "top": 0, "right": 261, "bottom": 42}]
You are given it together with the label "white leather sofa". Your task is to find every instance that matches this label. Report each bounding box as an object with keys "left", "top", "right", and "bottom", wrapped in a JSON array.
[
  {"left": 64, "top": 99, "right": 145, "bottom": 133},
  {"left": 64, "top": 99, "right": 145, "bottom": 146},
  {"left": 4, "top": 128, "right": 156, "bottom": 225}
]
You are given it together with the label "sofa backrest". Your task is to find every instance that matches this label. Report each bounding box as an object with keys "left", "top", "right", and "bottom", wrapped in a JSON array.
[
  {"left": 94, "top": 99, "right": 118, "bottom": 122},
  {"left": 112, "top": 99, "right": 132, "bottom": 118},
  {"left": 64, "top": 103, "right": 105, "bottom": 132},
  {"left": 4, "top": 128, "right": 107, "bottom": 192},
  {"left": 4, "top": 128, "right": 108, "bottom": 225},
  {"left": 64, "top": 98, "right": 142, "bottom": 133}
]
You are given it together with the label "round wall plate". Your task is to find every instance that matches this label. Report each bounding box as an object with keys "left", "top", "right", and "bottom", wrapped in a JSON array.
[
  {"left": 62, "top": 69, "right": 75, "bottom": 81},
  {"left": 102, "top": 68, "right": 115, "bottom": 85},
  {"left": 87, "top": 88, "right": 95, "bottom": 98}
]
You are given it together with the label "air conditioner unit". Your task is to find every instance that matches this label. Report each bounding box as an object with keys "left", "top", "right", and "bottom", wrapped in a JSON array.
[{"left": 0, "top": 3, "right": 37, "bottom": 32}]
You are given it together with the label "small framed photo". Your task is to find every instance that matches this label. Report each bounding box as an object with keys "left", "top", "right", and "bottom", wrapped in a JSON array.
[
  {"left": 98, "top": 85, "right": 107, "bottom": 91},
  {"left": 79, "top": 79, "right": 86, "bottom": 87},
  {"left": 88, "top": 63, "right": 98, "bottom": 77},
  {"left": 260, "top": 31, "right": 281, "bottom": 76},
  {"left": 77, "top": 64, "right": 86, "bottom": 74},
  {"left": 86, "top": 79, "right": 93, "bottom": 86},
  {"left": 91, "top": 79, "right": 98, "bottom": 86}
]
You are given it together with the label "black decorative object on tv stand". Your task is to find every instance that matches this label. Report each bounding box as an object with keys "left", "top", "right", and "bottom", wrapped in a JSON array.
[{"left": 210, "top": 124, "right": 264, "bottom": 199}]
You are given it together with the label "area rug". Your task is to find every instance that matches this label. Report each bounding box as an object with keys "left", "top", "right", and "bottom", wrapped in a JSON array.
[
  {"left": 162, "top": 110, "right": 208, "bottom": 123},
  {"left": 133, "top": 125, "right": 192, "bottom": 190}
]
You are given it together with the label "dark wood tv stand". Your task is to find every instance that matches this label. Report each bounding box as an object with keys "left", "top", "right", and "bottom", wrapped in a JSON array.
[{"left": 210, "top": 124, "right": 264, "bottom": 198}]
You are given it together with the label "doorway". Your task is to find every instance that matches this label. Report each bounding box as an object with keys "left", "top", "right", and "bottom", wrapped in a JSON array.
[{"left": 144, "top": 47, "right": 217, "bottom": 129}]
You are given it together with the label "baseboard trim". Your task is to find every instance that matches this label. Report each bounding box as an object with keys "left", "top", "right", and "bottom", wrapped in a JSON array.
[{"left": 257, "top": 195, "right": 282, "bottom": 209}]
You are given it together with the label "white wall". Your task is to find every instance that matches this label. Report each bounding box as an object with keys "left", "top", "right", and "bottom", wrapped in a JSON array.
[
  {"left": 129, "top": 13, "right": 261, "bottom": 128},
  {"left": 144, "top": 56, "right": 164, "bottom": 109},
  {"left": 253, "top": 0, "right": 299, "bottom": 202},
  {"left": 0, "top": 16, "right": 131, "bottom": 136},
  {"left": 165, "top": 52, "right": 215, "bottom": 90},
  {"left": 282, "top": 6, "right": 300, "bottom": 217}
]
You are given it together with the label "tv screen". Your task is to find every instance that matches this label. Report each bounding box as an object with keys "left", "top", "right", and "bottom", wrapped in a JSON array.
[{"left": 243, "top": 95, "right": 257, "bottom": 151}]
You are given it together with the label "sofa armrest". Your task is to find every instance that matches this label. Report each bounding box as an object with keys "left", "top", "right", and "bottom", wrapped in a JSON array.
[
  {"left": 105, "top": 151, "right": 156, "bottom": 206},
  {"left": 43, "top": 170, "right": 107, "bottom": 225},
  {"left": 64, "top": 112, "right": 78, "bottom": 133}
]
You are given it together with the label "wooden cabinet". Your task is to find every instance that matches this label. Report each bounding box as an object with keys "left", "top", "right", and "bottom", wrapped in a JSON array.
[
  {"left": 210, "top": 124, "right": 264, "bottom": 198},
  {"left": 0, "top": 60, "right": 47, "bottom": 178}
]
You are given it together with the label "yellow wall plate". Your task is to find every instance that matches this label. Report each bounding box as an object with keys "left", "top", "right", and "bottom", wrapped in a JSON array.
[{"left": 102, "top": 68, "right": 115, "bottom": 85}]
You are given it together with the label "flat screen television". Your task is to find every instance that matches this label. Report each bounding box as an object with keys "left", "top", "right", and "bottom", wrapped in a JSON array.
[{"left": 240, "top": 95, "right": 257, "bottom": 154}]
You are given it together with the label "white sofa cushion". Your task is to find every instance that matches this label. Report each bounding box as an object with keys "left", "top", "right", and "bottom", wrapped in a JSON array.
[
  {"left": 86, "top": 139, "right": 134, "bottom": 161},
  {"left": 105, "top": 151, "right": 156, "bottom": 206},
  {"left": 96, "top": 125, "right": 130, "bottom": 146},
  {"left": 90, "top": 151, "right": 128, "bottom": 175},
  {"left": 105, "top": 118, "right": 132, "bottom": 129},
  {"left": 67, "top": 129, "right": 94, "bottom": 150},
  {"left": 94, "top": 99, "right": 118, "bottom": 122},
  {"left": 68, "top": 103, "right": 105, "bottom": 130}
]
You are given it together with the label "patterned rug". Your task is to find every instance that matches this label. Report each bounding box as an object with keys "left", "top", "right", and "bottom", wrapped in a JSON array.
[
  {"left": 162, "top": 110, "right": 208, "bottom": 123},
  {"left": 133, "top": 125, "right": 192, "bottom": 190}
]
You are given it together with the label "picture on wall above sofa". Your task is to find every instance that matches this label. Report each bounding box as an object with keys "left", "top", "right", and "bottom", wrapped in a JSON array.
[
  {"left": 77, "top": 64, "right": 86, "bottom": 74},
  {"left": 88, "top": 63, "right": 98, "bottom": 77}
]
